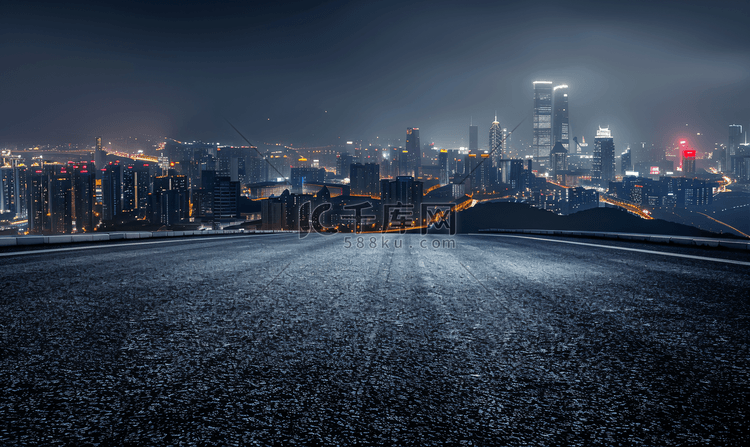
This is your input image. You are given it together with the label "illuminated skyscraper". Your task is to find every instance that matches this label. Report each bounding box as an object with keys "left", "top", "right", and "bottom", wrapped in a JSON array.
[
  {"left": 0, "top": 165, "right": 12, "bottom": 214},
  {"left": 680, "top": 140, "right": 696, "bottom": 174},
  {"left": 552, "top": 85, "right": 569, "bottom": 150},
  {"left": 150, "top": 170, "right": 189, "bottom": 225},
  {"left": 49, "top": 167, "right": 73, "bottom": 234},
  {"left": 101, "top": 163, "right": 121, "bottom": 222},
  {"left": 406, "top": 128, "right": 421, "bottom": 176},
  {"left": 29, "top": 165, "right": 53, "bottom": 234},
  {"left": 398, "top": 150, "right": 409, "bottom": 177},
  {"left": 621, "top": 147, "right": 632, "bottom": 175},
  {"left": 593, "top": 127, "right": 615, "bottom": 186},
  {"left": 0, "top": 156, "right": 28, "bottom": 219},
  {"left": 489, "top": 115, "right": 503, "bottom": 166},
  {"left": 72, "top": 163, "right": 95, "bottom": 232},
  {"left": 94, "top": 136, "right": 104, "bottom": 179},
  {"left": 729, "top": 124, "right": 743, "bottom": 173},
  {"left": 122, "top": 165, "right": 150, "bottom": 217},
  {"left": 438, "top": 149, "right": 448, "bottom": 186},
  {"left": 532, "top": 81, "right": 553, "bottom": 163}
]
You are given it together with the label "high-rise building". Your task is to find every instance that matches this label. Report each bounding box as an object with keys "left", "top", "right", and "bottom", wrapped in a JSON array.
[
  {"left": 157, "top": 171, "right": 189, "bottom": 220},
  {"left": 101, "top": 163, "right": 122, "bottom": 222},
  {"left": 550, "top": 141, "right": 568, "bottom": 178},
  {"left": 380, "top": 176, "right": 424, "bottom": 227},
  {"left": 350, "top": 163, "right": 380, "bottom": 197},
  {"left": 469, "top": 125, "right": 478, "bottom": 153},
  {"left": 498, "top": 159, "right": 525, "bottom": 190},
  {"left": 398, "top": 149, "right": 410, "bottom": 177},
  {"left": 337, "top": 153, "right": 353, "bottom": 177},
  {"left": 246, "top": 155, "right": 268, "bottom": 184},
  {"left": 94, "top": 136, "right": 104, "bottom": 179},
  {"left": 489, "top": 115, "right": 503, "bottom": 166},
  {"left": 49, "top": 167, "right": 73, "bottom": 234},
  {"left": 0, "top": 165, "right": 13, "bottom": 214},
  {"left": 28, "top": 167, "right": 49, "bottom": 234},
  {"left": 552, "top": 85, "right": 570, "bottom": 150},
  {"left": 150, "top": 171, "right": 189, "bottom": 225},
  {"left": 0, "top": 157, "right": 28, "bottom": 219},
  {"left": 213, "top": 176, "right": 240, "bottom": 219},
  {"left": 406, "top": 128, "right": 420, "bottom": 176},
  {"left": 532, "top": 81, "right": 553, "bottom": 163},
  {"left": 729, "top": 124, "right": 743, "bottom": 173},
  {"left": 681, "top": 140, "right": 696, "bottom": 175},
  {"left": 621, "top": 147, "right": 632, "bottom": 175},
  {"left": 72, "top": 163, "right": 95, "bottom": 232},
  {"left": 593, "top": 127, "right": 616, "bottom": 186},
  {"left": 438, "top": 149, "right": 449, "bottom": 186},
  {"left": 122, "top": 165, "right": 150, "bottom": 216},
  {"left": 466, "top": 153, "right": 489, "bottom": 191},
  {"left": 290, "top": 167, "right": 326, "bottom": 193}
]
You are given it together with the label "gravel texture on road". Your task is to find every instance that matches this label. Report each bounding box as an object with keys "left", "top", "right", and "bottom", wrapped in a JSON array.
[{"left": 1, "top": 233, "right": 749, "bottom": 445}]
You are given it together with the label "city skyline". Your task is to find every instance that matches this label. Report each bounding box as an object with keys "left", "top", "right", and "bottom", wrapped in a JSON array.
[{"left": 2, "top": 2, "right": 750, "bottom": 443}]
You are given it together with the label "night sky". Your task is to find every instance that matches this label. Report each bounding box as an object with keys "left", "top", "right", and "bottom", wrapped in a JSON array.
[{"left": 2, "top": 0, "right": 748, "bottom": 151}]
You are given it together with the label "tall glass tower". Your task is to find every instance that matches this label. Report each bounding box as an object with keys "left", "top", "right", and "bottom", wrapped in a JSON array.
[
  {"left": 532, "top": 81, "right": 553, "bottom": 163},
  {"left": 729, "top": 124, "right": 743, "bottom": 173},
  {"left": 94, "top": 136, "right": 104, "bottom": 180},
  {"left": 406, "top": 127, "right": 420, "bottom": 177},
  {"left": 593, "top": 127, "right": 615, "bottom": 186},
  {"left": 489, "top": 115, "right": 503, "bottom": 166},
  {"left": 552, "top": 85, "right": 569, "bottom": 150}
]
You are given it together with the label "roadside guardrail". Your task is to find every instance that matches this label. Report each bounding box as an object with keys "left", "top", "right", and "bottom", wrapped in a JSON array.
[{"left": 0, "top": 229, "right": 271, "bottom": 247}]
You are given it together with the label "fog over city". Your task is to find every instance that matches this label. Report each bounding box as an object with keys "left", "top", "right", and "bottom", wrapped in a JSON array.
[{"left": 2, "top": 0, "right": 748, "bottom": 149}]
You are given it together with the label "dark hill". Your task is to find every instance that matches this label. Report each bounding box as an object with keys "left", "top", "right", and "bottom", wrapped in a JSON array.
[{"left": 457, "top": 202, "right": 720, "bottom": 237}]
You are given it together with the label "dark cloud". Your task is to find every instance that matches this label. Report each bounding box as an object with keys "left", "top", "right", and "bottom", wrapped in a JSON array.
[{"left": 1, "top": 0, "right": 748, "bottom": 151}]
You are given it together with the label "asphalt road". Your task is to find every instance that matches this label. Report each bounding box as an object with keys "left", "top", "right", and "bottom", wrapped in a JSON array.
[{"left": 1, "top": 233, "right": 749, "bottom": 445}]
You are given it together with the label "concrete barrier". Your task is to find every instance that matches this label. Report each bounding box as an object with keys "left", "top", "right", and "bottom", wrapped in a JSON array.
[
  {"left": 0, "top": 229, "right": 254, "bottom": 248},
  {"left": 47, "top": 235, "right": 73, "bottom": 244},
  {"left": 71, "top": 234, "right": 95, "bottom": 243},
  {"left": 649, "top": 235, "right": 672, "bottom": 244},
  {"left": 17, "top": 236, "right": 47, "bottom": 245}
]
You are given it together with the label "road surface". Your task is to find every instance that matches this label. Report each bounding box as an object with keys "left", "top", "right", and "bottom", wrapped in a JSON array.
[{"left": 1, "top": 233, "right": 749, "bottom": 445}]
